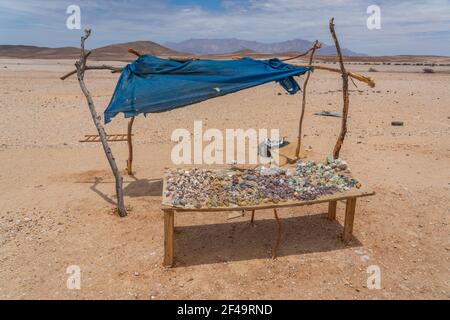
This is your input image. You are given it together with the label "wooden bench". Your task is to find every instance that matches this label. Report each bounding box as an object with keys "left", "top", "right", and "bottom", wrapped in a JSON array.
[
  {"left": 78, "top": 117, "right": 136, "bottom": 175},
  {"left": 161, "top": 175, "right": 374, "bottom": 267}
]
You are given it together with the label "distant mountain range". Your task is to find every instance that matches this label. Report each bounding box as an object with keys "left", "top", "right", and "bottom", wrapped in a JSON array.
[
  {"left": 0, "top": 38, "right": 364, "bottom": 60},
  {"left": 164, "top": 38, "right": 364, "bottom": 56}
]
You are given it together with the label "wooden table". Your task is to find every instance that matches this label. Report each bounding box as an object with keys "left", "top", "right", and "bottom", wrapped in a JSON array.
[{"left": 161, "top": 175, "right": 375, "bottom": 267}]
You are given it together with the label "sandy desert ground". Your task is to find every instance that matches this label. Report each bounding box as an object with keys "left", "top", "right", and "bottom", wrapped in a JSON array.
[{"left": 0, "top": 58, "right": 449, "bottom": 299}]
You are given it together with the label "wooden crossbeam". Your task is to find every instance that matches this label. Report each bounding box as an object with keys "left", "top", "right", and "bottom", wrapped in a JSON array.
[{"left": 79, "top": 134, "right": 133, "bottom": 143}]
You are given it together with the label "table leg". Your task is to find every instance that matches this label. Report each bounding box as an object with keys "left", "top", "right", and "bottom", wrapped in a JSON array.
[
  {"left": 343, "top": 198, "right": 356, "bottom": 243},
  {"left": 328, "top": 201, "right": 337, "bottom": 220},
  {"left": 163, "top": 210, "right": 175, "bottom": 267},
  {"left": 272, "top": 208, "right": 283, "bottom": 259},
  {"left": 250, "top": 210, "right": 255, "bottom": 225}
]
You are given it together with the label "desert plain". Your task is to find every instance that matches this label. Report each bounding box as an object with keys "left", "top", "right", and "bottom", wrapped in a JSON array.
[{"left": 0, "top": 57, "right": 449, "bottom": 299}]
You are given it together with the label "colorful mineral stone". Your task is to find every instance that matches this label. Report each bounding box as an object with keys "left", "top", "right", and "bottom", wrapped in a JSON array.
[{"left": 165, "top": 158, "right": 359, "bottom": 208}]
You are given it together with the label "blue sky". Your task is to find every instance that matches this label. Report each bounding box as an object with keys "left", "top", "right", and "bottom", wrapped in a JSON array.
[{"left": 0, "top": 0, "right": 449, "bottom": 55}]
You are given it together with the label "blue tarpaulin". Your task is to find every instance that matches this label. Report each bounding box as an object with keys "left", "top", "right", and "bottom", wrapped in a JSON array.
[{"left": 104, "top": 55, "right": 311, "bottom": 124}]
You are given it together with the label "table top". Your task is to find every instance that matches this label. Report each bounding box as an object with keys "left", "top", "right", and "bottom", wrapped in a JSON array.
[{"left": 161, "top": 171, "right": 375, "bottom": 212}]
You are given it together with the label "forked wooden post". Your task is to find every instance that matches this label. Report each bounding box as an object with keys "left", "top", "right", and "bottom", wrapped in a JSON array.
[
  {"left": 125, "top": 48, "right": 140, "bottom": 176},
  {"left": 343, "top": 198, "right": 357, "bottom": 242},
  {"left": 163, "top": 210, "right": 175, "bottom": 267},
  {"left": 329, "top": 18, "right": 350, "bottom": 160},
  {"left": 295, "top": 40, "right": 320, "bottom": 158},
  {"left": 126, "top": 116, "right": 135, "bottom": 175},
  {"left": 75, "top": 29, "right": 127, "bottom": 217},
  {"left": 328, "top": 200, "right": 337, "bottom": 220}
]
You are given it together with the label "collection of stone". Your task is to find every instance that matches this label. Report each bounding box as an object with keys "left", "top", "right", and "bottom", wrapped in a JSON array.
[{"left": 165, "top": 157, "right": 360, "bottom": 209}]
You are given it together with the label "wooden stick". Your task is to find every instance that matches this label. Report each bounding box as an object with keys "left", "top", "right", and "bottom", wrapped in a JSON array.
[
  {"left": 295, "top": 40, "right": 320, "bottom": 158},
  {"left": 75, "top": 29, "right": 127, "bottom": 217},
  {"left": 329, "top": 18, "right": 350, "bottom": 160},
  {"left": 168, "top": 56, "right": 199, "bottom": 62},
  {"left": 272, "top": 208, "right": 282, "bottom": 259},
  {"left": 60, "top": 65, "right": 123, "bottom": 80},
  {"left": 281, "top": 42, "right": 322, "bottom": 62},
  {"left": 126, "top": 116, "right": 135, "bottom": 175},
  {"left": 128, "top": 48, "right": 141, "bottom": 57},
  {"left": 311, "top": 65, "right": 375, "bottom": 88},
  {"left": 250, "top": 209, "right": 255, "bottom": 225}
]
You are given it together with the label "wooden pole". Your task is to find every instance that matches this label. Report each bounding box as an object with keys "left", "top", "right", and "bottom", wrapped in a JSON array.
[
  {"left": 126, "top": 116, "right": 135, "bottom": 175},
  {"left": 60, "top": 65, "right": 122, "bottom": 80},
  {"left": 75, "top": 29, "right": 127, "bottom": 217},
  {"left": 311, "top": 66, "right": 374, "bottom": 88},
  {"left": 295, "top": 40, "right": 320, "bottom": 158},
  {"left": 250, "top": 209, "right": 255, "bottom": 225},
  {"left": 128, "top": 48, "right": 141, "bottom": 57},
  {"left": 125, "top": 48, "right": 141, "bottom": 176},
  {"left": 272, "top": 208, "right": 282, "bottom": 259},
  {"left": 329, "top": 18, "right": 350, "bottom": 160},
  {"left": 281, "top": 44, "right": 319, "bottom": 62}
]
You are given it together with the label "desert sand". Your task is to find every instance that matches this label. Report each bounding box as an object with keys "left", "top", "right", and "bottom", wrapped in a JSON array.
[{"left": 0, "top": 58, "right": 449, "bottom": 299}]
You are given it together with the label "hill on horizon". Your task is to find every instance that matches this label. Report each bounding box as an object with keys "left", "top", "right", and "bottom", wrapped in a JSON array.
[
  {"left": 0, "top": 45, "right": 81, "bottom": 59},
  {"left": 0, "top": 41, "right": 182, "bottom": 61},
  {"left": 164, "top": 38, "right": 365, "bottom": 56},
  {"left": 90, "top": 41, "right": 182, "bottom": 60}
]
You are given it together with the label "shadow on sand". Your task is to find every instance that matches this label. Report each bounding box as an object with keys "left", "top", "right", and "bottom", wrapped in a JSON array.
[
  {"left": 122, "top": 176, "right": 163, "bottom": 197},
  {"left": 173, "top": 212, "right": 361, "bottom": 266},
  {"left": 88, "top": 175, "right": 163, "bottom": 204}
]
